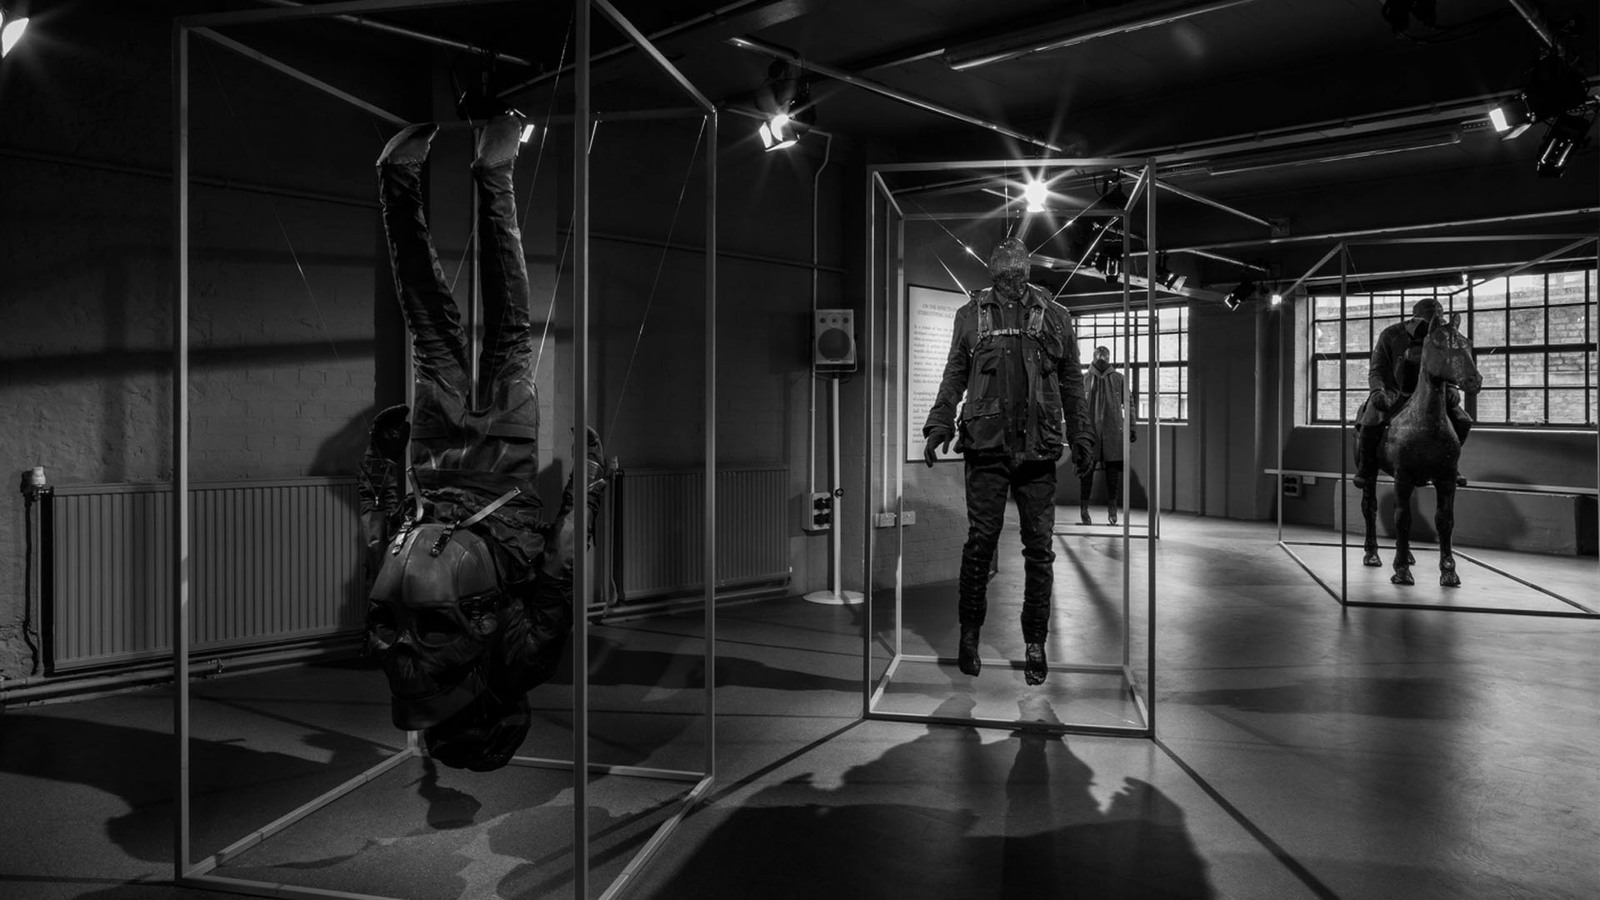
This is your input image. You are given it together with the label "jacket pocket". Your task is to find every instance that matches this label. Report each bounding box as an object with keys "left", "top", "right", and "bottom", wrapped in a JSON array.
[
  {"left": 1037, "top": 393, "right": 1064, "bottom": 454},
  {"left": 956, "top": 396, "right": 1006, "bottom": 453}
]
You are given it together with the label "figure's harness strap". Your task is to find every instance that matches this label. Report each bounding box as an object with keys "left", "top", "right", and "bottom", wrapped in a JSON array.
[
  {"left": 974, "top": 300, "right": 1046, "bottom": 351},
  {"left": 390, "top": 467, "right": 522, "bottom": 558}
]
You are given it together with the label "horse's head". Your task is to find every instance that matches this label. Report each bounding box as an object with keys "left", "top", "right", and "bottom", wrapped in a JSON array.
[{"left": 1423, "top": 312, "right": 1481, "bottom": 394}]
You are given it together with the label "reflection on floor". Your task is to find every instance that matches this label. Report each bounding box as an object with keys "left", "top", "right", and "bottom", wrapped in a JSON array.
[{"left": 0, "top": 516, "right": 1596, "bottom": 899}]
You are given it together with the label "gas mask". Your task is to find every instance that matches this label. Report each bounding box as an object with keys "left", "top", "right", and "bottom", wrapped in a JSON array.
[
  {"left": 988, "top": 236, "right": 1030, "bottom": 300},
  {"left": 367, "top": 522, "right": 505, "bottom": 731}
]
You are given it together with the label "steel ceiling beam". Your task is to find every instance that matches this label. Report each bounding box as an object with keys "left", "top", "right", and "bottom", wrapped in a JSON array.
[{"left": 726, "top": 35, "right": 1065, "bottom": 153}]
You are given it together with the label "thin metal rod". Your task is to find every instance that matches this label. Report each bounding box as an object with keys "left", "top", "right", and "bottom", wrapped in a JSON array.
[
  {"left": 592, "top": 0, "right": 714, "bottom": 112},
  {"left": 182, "top": 873, "right": 402, "bottom": 900},
  {"left": 704, "top": 108, "right": 719, "bottom": 784},
  {"left": 1452, "top": 550, "right": 1599, "bottom": 615},
  {"left": 181, "top": 0, "right": 487, "bottom": 27},
  {"left": 572, "top": 2, "right": 590, "bottom": 895},
  {"left": 251, "top": 0, "right": 534, "bottom": 67},
  {"left": 1299, "top": 254, "right": 1599, "bottom": 286},
  {"left": 1277, "top": 542, "right": 1345, "bottom": 605},
  {"left": 1338, "top": 244, "right": 1349, "bottom": 606},
  {"left": 172, "top": 23, "right": 192, "bottom": 882},
  {"left": 503, "top": 0, "right": 785, "bottom": 95},
  {"left": 945, "top": 0, "right": 1261, "bottom": 70},
  {"left": 192, "top": 748, "right": 418, "bottom": 873},
  {"left": 1135, "top": 172, "right": 1274, "bottom": 229},
  {"left": 194, "top": 29, "right": 407, "bottom": 125},
  {"left": 727, "top": 36, "right": 1064, "bottom": 153},
  {"left": 1168, "top": 208, "right": 1600, "bottom": 253},
  {"left": 863, "top": 172, "right": 877, "bottom": 717},
  {"left": 1282, "top": 242, "right": 1347, "bottom": 299},
  {"left": 508, "top": 758, "right": 707, "bottom": 780},
  {"left": 872, "top": 157, "right": 1146, "bottom": 173},
  {"left": 1448, "top": 237, "right": 1598, "bottom": 296},
  {"left": 1505, "top": 0, "right": 1568, "bottom": 58},
  {"left": 1144, "top": 160, "right": 1157, "bottom": 734},
  {"left": 1276, "top": 267, "right": 1285, "bottom": 544},
  {"left": 830, "top": 377, "right": 842, "bottom": 598},
  {"left": 597, "top": 777, "right": 716, "bottom": 900},
  {"left": 866, "top": 710, "right": 1147, "bottom": 736}
]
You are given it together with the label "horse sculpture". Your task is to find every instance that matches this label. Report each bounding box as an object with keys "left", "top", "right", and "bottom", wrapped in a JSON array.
[{"left": 1355, "top": 312, "right": 1482, "bottom": 587}]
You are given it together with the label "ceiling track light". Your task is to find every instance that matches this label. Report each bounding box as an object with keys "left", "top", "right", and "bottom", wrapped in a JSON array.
[
  {"left": 1535, "top": 104, "right": 1598, "bottom": 178},
  {"left": 0, "top": 7, "right": 29, "bottom": 58},
  {"left": 1223, "top": 276, "right": 1255, "bottom": 311},
  {"left": 756, "top": 57, "right": 814, "bottom": 152}
]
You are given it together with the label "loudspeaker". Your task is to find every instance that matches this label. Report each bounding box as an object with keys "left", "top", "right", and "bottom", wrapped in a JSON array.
[{"left": 813, "top": 308, "right": 857, "bottom": 373}]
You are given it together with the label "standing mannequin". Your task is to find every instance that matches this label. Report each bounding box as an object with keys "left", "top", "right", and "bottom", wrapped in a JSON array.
[
  {"left": 922, "top": 237, "right": 1094, "bottom": 686},
  {"left": 1079, "top": 346, "right": 1136, "bottom": 525}
]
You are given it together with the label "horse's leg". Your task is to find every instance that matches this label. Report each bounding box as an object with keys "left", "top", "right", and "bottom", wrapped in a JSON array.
[
  {"left": 1436, "top": 478, "right": 1460, "bottom": 587},
  {"left": 1361, "top": 483, "right": 1382, "bottom": 567},
  {"left": 1391, "top": 479, "right": 1415, "bottom": 586}
]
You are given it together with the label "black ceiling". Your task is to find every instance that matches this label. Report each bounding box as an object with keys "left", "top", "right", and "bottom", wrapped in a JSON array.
[{"left": 182, "top": 0, "right": 1600, "bottom": 295}]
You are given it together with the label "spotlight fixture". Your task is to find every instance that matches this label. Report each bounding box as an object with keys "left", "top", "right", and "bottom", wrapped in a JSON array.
[
  {"left": 0, "top": 8, "right": 28, "bottom": 58},
  {"left": 757, "top": 59, "right": 814, "bottom": 152},
  {"left": 1520, "top": 53, "right": 1591, "bottom": 124},
  {"left": 1100, "top": 174, "right": 1128, "bottom": 210},
  {"left": 1489, "top": 94, "right": 1535, "bottom": 140},
  {"left": 1223, "top": 277, "right": 1255, "bottom": 311},
  {"left": 1269, "top": 289, "right": 1284, "bottom": 307},
  {"left": 1154, "top": 253, "right": 1186, "bottom": 290},
  {"left": 1535, "top": 106, "right": 1597, "bottom": 178},
  {"left": 519, "top": 122, "right": 536, "bottom": 144},
  {"left": 1022, "top": 178, "right": 1048, "bottom": 213}
]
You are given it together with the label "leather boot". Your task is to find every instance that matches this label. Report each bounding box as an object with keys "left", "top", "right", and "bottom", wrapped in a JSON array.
[
  {"left": 1079, "top": 504, "right": 1091, "bottom": 525},
  {"left": 1023, "top": 642, "right": 1047, "bottom": 686},
  {"left": 472, "top": 113, "right": 524, "bottom": 172},
  {"left": 377, "top": 122, "right": 438, "bottom": 168},
  {"left": 957, "top": 626, "right": 981, "bottom": 676},
  {"left": 1106, "top": 464, "right": 1122, "bottom": 525},
  {"left": 559, "top": 427, "right": 608, "bottom": 544}
]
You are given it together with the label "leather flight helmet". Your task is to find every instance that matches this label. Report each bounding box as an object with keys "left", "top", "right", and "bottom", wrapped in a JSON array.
[{"left": 367, "top": 523, "right": 505, "bottom": 730}]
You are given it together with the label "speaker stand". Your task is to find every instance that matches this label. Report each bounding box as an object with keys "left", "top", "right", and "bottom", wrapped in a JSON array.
[{"left": 805, "top": 375, "right": 863, "bottom": 605}]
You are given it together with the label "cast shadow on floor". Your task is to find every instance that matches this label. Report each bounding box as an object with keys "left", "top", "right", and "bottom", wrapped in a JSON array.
[{"left": 641, "top": 695, "right": 1215, "bottom": 900}]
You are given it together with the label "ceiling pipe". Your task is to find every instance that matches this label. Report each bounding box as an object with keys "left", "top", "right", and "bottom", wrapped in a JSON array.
[
  {"left": 501, "top": 0, "right": 807, "bottom": 96},
  {"left": 726, "top": 35, "right": 1065, "bottom": 153},
  {"left": 944, "top": 0, "right": 1262, "bottom": 71},
  {"left": 1504, "top": 0, "right": 1570, "bottom": 60},
  {"left": 1164, "top": 207, "right": 1600, "bottom": 253},
  {"left": 250, "top": 0, "right": 535, "bottom": 67}
]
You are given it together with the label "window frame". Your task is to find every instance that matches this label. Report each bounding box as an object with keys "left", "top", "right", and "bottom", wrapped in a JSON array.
[
  {"left": 1074, "top": 304, "right": 1190, "bottom": 424},
  {"left": 1308, "top": 268, "right": 1596, "bottom": 429}
]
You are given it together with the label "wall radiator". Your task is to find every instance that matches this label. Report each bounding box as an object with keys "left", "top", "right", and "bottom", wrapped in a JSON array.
[
  {"left": 612, "top": 466, "right": 789, "bottom": 602},
  {"left": 45, "top": 478, "right": 365, "bottom": 673}
]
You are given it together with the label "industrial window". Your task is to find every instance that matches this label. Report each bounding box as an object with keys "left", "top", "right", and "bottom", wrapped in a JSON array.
[
  {"left": 1073, "top": 306, "right": 1189, "bottom": 422},
  {"left": 1309, "top": 269, "right": 1597, "bottom": 427}
]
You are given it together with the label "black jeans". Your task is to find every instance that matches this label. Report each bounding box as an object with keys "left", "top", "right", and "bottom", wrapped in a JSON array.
[
  {"left": 379, "top": 145, "right": 573, "bottom": 693},
  {"left": 958, "top": 456, "right": 1056, "bottom": 643}
]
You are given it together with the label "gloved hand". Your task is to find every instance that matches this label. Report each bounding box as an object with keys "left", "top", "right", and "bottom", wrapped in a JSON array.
[
  {"left": 1070, "top": 435, "right": 1095, "bottom": 478},
  {"left": 923, "top": 427, "right": 953, "bottom": 467},
  {"left": 1130, "top": 428, "right": 1138, "bottom": 444},
  {"left": 369, "top": 404, "right": 411, "bottom": 461},
  {"left": 1382, "top": 388, "right": 1401, "bottom": 409}
]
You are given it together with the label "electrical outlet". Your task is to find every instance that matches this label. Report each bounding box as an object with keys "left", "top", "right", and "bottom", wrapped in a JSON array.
[
  {"left": 902, "top": 510, "right": 916, "bottom": 525},
  {"left": 1303, "top": 475, "right": 1318, "bottom": 485},
  {"left": 874, "top": 512, "right": 896, "bottom": 528}
]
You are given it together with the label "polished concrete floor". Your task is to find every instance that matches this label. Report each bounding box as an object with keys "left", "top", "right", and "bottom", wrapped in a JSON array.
[{"left": 1, "top": 515, "right": 1597, "bottom": 899}]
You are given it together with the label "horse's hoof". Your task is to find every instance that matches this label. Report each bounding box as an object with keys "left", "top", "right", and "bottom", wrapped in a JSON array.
[
  {"left": 1363, "top": 552, "right": 1382, "bottom": 568},
  {"left": 1391, "top": 569, "right": 1414, "bottom": 586},
  {"left": 1440, "top": 571, "right": 1461, "bottom": 588},
  {"left": 1402, "top": 551, "right": 1415, "bottom": 566}
]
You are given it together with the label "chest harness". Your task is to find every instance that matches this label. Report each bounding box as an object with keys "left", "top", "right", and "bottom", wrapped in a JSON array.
[
  {"left": 974, "top": 299, "right": 1047, "bottom": 352},
  {"left": 389, "top": 468, "right": 524, "bottom": 559}
]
